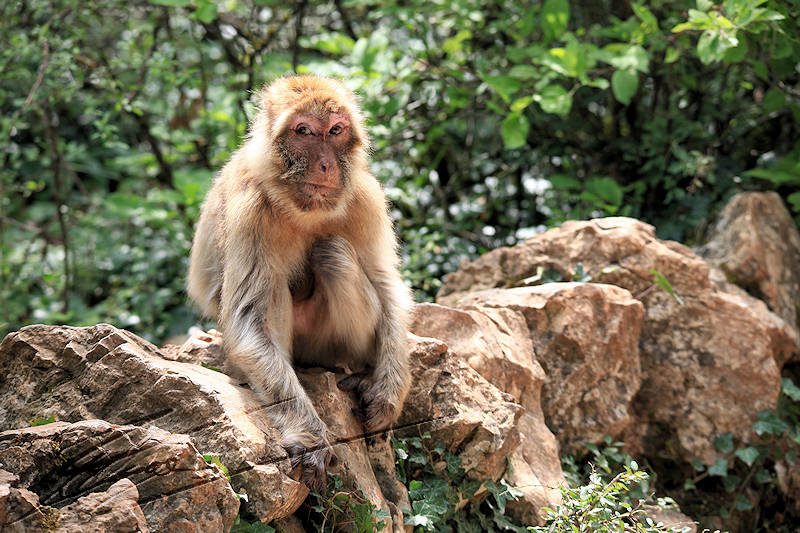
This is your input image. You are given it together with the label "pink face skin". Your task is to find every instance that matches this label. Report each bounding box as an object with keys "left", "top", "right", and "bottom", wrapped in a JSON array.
[{"left": 286, "top": 112, "right": 352, "bottom": 193}]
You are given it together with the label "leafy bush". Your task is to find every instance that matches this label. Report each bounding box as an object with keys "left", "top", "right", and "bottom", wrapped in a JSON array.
[
  {"left": 3, "top": 0, "right": 799, "bottom": 340},
  {"left": 531, "top": 467, "right": 691, "bottom": 533}
]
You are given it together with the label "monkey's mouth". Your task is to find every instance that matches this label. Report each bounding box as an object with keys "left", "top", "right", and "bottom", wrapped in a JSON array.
[{"left": 295, "top": 182, "right": 342, "bottom": 211}]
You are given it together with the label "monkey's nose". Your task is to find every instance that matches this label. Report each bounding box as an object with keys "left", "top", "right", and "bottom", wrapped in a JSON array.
[{"left": 319, "top": 159, "right": 328, "bottom": 174}]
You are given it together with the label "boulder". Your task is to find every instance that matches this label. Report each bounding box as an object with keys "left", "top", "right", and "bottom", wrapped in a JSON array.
[
  {"left": 0, "top": 420, "right": 236, "bottom": 532},
  {"left": 438, "top": 217, "right": 796, "bottom": 463},
  {"left": 698, "top": 191, "right": 800, "bottom": 345},
  {"left": 0, "top": 324, "right": 304, "bottom": 523},
  {"left": 437, "top": 284, "right": 644, "bottom": 455},
  {"left": 400, "top": 335, "right": 523, "bottom": 483},
  {"left": 298, "top": 369, "right": 407, "bottom": 533},
  {"left": 410, "top": 303, "right": 564, "bottom": 524}
]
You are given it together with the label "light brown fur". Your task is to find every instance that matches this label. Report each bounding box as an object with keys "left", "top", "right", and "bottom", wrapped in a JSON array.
[{"left": 187, "top": 76, "right": 412, "bottom": 492}]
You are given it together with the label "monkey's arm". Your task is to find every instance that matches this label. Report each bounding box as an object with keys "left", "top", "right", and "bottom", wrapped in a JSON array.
[{"left": 356, "top": 215, "right": 413, "bottom": 433}]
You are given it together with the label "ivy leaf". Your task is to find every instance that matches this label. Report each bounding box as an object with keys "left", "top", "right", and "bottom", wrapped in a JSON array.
[
  {"left": 708, "top": 458, "right": 728, "bottom": 477},
  {"left": 782, "top": 378, "right": 800, "bottom": 402},
  {"left": 713, "top": 432, "right": 734, "bottom": 453},
  {"left": 735, "top": 446, "right": 760, "bottom": 466},
  {"left": 611, "top": 69, "right": 638, "bottom": 105},
  {"left": 502, "top": 112, "right": 530, "bottom": 150},
  {"left": 735, "top": 494, "right": 754, "bottom": 511}
]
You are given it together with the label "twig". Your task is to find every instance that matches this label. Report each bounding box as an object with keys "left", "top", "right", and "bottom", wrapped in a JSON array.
[
  {"left": 42, "top": 101, "right": 71, "bottom": 314},
  {"left": 292, "top": 0, "right": 308, "bottom": 71}
]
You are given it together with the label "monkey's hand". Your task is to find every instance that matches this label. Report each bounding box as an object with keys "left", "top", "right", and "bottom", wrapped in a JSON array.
[
  {"left": 286, "top": 438, "right": 338, "bottom": 494},
  {"left": 337, "top": 373, "right": 401, "bottom": 435}
]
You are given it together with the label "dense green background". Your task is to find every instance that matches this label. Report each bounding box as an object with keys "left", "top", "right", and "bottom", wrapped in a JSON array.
[{"left": 2, "top": 0, "right": 798, "bottom": 344}]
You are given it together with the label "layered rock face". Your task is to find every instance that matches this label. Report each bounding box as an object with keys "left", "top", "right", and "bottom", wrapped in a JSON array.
[{"left": 438, "top": 207, "right": 797, "bottom": 464}]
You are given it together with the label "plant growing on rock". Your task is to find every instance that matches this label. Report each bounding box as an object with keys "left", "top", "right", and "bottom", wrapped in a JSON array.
[{"left": 394, "top": 432, "right": 525, "bottom": 532}]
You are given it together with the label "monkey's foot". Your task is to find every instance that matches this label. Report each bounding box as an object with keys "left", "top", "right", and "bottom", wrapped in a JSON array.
[
  {"left": 337, "top": 374, "right": 399, "bottom": 435},
  {"left": 287, "top": 442, "right": 338, "bottom": 494}
]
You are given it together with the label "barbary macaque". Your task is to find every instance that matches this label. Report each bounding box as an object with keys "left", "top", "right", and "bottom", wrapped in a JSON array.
[{"left": 187, "top": 75, "right": 412, "bottom": 491}]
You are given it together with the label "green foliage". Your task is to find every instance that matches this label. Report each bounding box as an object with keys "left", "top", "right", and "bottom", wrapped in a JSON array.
[
  {"left": 394, "top": 432, "right": 525, "bottom": 532},
  {"left": 306, "top": 474, "right": 389, "bottom": 532},
  {"left": 686, "top": 377, "right": 800, "bottom": 520},
  {"left": 230, "top": 517, "right": 275, "bottom": 533},
  {"left": 1, "top": 0, "right": 799, "bottom": 332},
  {"left": 531, "top": 467, "right": 688, "bottom": 532},
  {"left": 202, "top": 454, "right": 230, "bottom": 479}
]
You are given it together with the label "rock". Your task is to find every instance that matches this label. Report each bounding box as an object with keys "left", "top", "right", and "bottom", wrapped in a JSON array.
[
  {"left": 163, "top": 330, "right": 411, "bottom": 531},
  {"left": 438, "top": 217, "right": 796, "bottom": 463},
  {"left": 400, "top": 334, "right": 523, "bottom": 483},
  {"left": 0, "top": 469, "right": 53, "bottom": 533},
  {"left": 160, "top": 328, "right": 226, "bottom": 370},
  {"left": 437, "top": 284, "right": 644, "bottom": 455},
  {"left": 640, "top": 504, "right": 697, "bottom": 533},
  {"left": 0, "top": 420, "right": 236, "bottom": 532},
  {"left": 298, "top": 369, "right": 406, "bottom": 533},
  {"left": 410, "top": 303, "right": 564, "bottom": 524},
  {"left": 55, "top": 479, "right": 149, "bottom": 533},
  {"left": 698, "top": 191, "right": 800, "bottom": 345},
  {"left": 0, "top": 324, "right": 305, "bottom": 522}
]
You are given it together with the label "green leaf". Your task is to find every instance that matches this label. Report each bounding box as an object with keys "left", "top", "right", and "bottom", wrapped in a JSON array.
[
  {"left": 753, "top": 409, "right": 790, "bottom": 435},
  {"left": 484, "top": 75, "right": 521, "bottom": 103},
  {"left": 502, "top": 112, "right": 530, "bottom": 150},
  {"left": 534, "top": 85, "right": 572, "bottom": 115},
  {"left": 650, "top": 268, "right": 685, "bottom": 306},
  {"left": 735, "top": 494, "right": 754, "bottom": 511},
  {"left": 611, "top": 69, "right": 638, "bottom": 105},
  {"left": 541, "top": 0, "right": 570, "bottom": 42},
  {"left": 194, "top": 0, "right": 218, "bottom": 23},
  {"left": 708, "top": 458, "right": 728, "bottom": 477},
  {"left": 763, "top": 88, "right": 786, "bottom": 113},
  {"left": 783, "top": 378, "right": 800, "bottom": 402},
  {"left": 585, "top": 176, "right": 623, "bottom": 206},
  {"left": 632, "top": 3, "right": 658, "bottom": 30},
  {"left": 510, "top": 96, "right": 534, "bottom": 113},
  {"left": 697, "top": 29, "right": 739, "bottom": 64},
  {"left": 549, "top": 174, "right": 581, "bottom": 190},
  {"left": 509, "top": 64, "right": 538, "bottom": 80},
  {"left": 787, "top": 191, "right": 800, "bottom": 212},
  {"left": 714, "top": 432, "right": 734, "bottom": 453},
  {"left": 722, "top": 474, "right": 740, "bottom": 492},
  {"left": 604, "top": 45, "right": 649, "bottom": 73},
  {"left": 443, "top": 29, "right": 472, "bottom": 56},
  {"left": 665, "top": 47, "right": 680, "bottom": 63},
  {"left": 735, "top": 446, "right": 760, "bottom": 466}
]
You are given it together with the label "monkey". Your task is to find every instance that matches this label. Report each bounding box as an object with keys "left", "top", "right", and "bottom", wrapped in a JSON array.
[{"left": 187, "top": 75, "right": 413, "bottom": 493}]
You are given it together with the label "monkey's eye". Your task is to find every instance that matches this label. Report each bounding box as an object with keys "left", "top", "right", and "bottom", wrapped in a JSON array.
[
  {"left": 296, "top": 125, "right": 312, "bottom": 136},
  {"left": 328, "top": 124, "right": 343, "bottom": 136}
]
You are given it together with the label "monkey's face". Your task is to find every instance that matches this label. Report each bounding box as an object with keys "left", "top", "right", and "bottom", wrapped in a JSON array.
[{"left": 277, "top": 112, "right": 354, "bottom": 212}]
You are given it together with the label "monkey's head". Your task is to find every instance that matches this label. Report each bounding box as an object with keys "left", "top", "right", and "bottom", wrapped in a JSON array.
[{"left": 247, "top": 76, "right": 370, "bottom": 217}]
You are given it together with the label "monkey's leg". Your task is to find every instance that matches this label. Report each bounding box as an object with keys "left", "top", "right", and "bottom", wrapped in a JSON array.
[
  {"left": 306, "top": 237, "right": 411, "bottom": 435},
  {"left": 303, "top": 236, "right": 382, "bottom": 360},
  {"left": 221, "top": 264, "right": 336, "bottom": 493}
]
